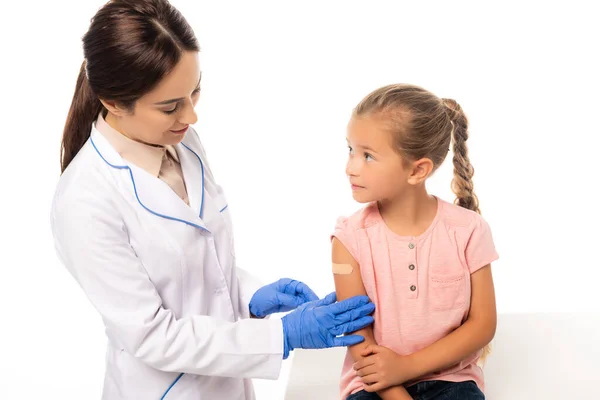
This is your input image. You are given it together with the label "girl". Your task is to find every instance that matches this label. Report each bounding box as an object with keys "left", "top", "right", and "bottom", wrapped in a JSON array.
[{"left": 332, "top": 84, "right": 498, "bottom": 400}]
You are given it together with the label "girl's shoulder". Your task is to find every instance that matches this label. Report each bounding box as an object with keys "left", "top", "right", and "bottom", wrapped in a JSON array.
[
  {"left": 438, "top": 198, "right": 491, "bottom": 232},
  {"left": 334, "top": 202, "right": 379, "bottom": 234}
]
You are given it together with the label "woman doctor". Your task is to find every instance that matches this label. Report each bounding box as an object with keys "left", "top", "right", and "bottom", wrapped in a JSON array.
[{"left": 50, "top": 1, "right": 375, "bottom": 399}]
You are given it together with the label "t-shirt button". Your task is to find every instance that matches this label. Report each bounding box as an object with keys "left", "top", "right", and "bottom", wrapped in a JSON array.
[
  {"left": 408, "top": 243, "right": 415, "bottom": 249},
  {"left": 410, "top": 285, "right": 416, "bottom": 291},
  {"left": 409, "top": 264, "right": 415, "bottom": 270}
]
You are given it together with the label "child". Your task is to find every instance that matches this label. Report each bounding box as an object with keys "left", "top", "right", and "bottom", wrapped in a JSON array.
[{"left": 332, "top": 84, "right": 498, "bottom": 400}]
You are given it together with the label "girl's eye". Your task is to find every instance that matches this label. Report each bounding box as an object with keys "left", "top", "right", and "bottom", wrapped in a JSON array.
[
  {"left": 365, "top": 153, "right": 374, "bottom": 161},
  {"left": 348, "top": 146, "right": 354, "bottom": 154}
]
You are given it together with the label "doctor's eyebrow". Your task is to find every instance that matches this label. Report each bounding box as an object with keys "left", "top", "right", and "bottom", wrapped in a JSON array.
[{"left": 154, "top": 75, "right": 202, "bottom": 105}]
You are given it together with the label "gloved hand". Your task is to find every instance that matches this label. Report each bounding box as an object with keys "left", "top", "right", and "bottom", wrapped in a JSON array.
[
  {"left": 249, "top": 278, "right": 319, "bottom": 318},
  {"left": 281, "top": 292, "right": 375, "bottom": 359}
]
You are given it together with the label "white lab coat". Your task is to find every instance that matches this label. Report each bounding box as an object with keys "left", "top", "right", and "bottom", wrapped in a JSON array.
[{"left": 51, "top": 125, "right": 284, "bottom": 399}]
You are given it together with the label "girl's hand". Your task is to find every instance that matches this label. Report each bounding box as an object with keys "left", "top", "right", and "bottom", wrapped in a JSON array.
[{"left": 354, "top": 345, "right": 418, "bottom": 392}]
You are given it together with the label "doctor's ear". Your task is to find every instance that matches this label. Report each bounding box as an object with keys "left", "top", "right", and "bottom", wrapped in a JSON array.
[{"left": 99, "top": 99, "right": 133, "bottom": 117}]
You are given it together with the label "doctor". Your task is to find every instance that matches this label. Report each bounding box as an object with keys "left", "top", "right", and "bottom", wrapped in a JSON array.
[{"left": 51, "top": 1, "right": 375, "bottom": 399}]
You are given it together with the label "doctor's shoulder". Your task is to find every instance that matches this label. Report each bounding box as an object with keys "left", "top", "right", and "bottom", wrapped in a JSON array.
[{"left": 52, "top": 139, "right": 122, "bottom": 225}]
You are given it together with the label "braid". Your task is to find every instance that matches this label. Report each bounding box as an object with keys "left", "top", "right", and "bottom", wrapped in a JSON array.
[
  {"left": 443, "top": 98, "right": 491, "bottom": 361},
  {"left": 442, "top": 98, "right": 480, "bottom": 214}
]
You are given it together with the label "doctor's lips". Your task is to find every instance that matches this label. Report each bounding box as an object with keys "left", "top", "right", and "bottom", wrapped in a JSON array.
[{"left": 170, "top": 125, "right": 189, "bottom": 134}]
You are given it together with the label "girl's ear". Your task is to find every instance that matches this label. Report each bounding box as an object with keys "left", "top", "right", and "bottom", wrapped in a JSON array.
[{"left": 407, "top": 157, "right": 434, "bottom": 185}]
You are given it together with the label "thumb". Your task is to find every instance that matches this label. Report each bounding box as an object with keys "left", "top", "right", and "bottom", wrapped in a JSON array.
[
  {"left": 276, "top": 293, "right": 305, "bottom": 309},
  {"left": 316, "top": 292, "right": 337, "bottom": 307}
]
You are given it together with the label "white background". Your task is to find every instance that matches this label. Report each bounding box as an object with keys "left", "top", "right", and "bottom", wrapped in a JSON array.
[{"left": 1, "top": 1, "right": 599, "bottom": 399}]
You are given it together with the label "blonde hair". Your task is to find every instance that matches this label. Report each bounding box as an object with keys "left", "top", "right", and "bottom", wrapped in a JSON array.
[{"left": 353, "top": 83, "right": 490, "bottom": 360}]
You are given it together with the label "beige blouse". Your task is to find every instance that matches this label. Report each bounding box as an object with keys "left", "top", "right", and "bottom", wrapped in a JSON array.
[{"left": 95, "top": 113, "right": 189, "bottom": 205}]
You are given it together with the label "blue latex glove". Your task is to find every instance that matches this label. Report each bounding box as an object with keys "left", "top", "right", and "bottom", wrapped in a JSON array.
[
  {"left": 249, "top": 278, "right": 319, "bottom": 318},
  {"left": 281, "top": 292, "right": 375, "bottom": 359}
]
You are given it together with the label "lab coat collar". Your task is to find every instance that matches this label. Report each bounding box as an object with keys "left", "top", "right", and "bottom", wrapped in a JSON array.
[{"left": 89, "top": 127, "right": 210, "bottom": 233}]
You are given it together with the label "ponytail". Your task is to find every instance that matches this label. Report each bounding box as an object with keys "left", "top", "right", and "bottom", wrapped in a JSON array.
[
  {"left": 60, "top": 60, "right": 103, "bottom": 173},
  {"left": 443, "top": 98, "right": 491, "bottom": 361},
  {"left": 442, "top": 98, "right": 480, "bottom": 214},
  {"left": 61, "top": 0, "right": 200, "bottom": 173}
]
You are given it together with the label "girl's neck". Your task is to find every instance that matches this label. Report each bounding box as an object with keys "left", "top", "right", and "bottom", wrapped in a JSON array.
[{"left": 378, "top": 188, "right": 438, "bottom": 237}]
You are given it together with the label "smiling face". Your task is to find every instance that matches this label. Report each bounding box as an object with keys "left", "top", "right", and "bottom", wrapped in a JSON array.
[{"left": 101, "top": 51, "right": 202, "bottom": 146}]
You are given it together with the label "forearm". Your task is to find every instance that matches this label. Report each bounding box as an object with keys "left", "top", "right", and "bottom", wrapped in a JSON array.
[
  {"left": 344, "top": 328, "right": 410, "bottom": 399},
  {"left": 347, "top": 325, "right": 375, "bottom": 359},
  {"left": 409, "top": 316, "right": 496, "bottom": 380}
]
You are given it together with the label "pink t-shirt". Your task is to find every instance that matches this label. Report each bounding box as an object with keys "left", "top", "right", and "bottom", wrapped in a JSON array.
[{"left": 332, "top": 197, "right": 498, "bottom": 399}]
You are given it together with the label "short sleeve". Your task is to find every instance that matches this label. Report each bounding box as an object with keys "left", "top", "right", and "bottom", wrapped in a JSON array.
[
  {"left": 331, "top": 216, "right": 360, "bottom": 262},
  {"left": 465, "top": 215, "right": 499, "bottom": 274}
]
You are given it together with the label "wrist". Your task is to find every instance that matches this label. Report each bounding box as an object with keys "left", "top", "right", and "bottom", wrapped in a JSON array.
[
  {"left": 281, "top": 317, "right": 291, "bottom": 359},
  {"left": 378, "top": 386, "right": 409, "bottom": 400},
  {"left": 249, "top": 307, "right": 265, "bottom": 319},
  {"left": 405, "top": 352, "right": 426, "bottom": 381}
]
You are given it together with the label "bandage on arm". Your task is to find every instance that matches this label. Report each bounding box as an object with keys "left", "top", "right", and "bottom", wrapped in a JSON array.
[
  {"left": 332, "top": 238, "right": 413, "bottom": 400},
  {"left": 331, "top": 237, "right": 375, "bottom": 348}
]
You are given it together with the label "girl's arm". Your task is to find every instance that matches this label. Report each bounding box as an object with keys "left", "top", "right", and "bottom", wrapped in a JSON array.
[
  {"left": 332, "top": 238, "right": 412, "bottom": 400},
  {"left": 408, "top": 264, "right": 497, "bottom": 378},
  {"left": 354, "top": 264, "right": 497, "bottom": 393}
]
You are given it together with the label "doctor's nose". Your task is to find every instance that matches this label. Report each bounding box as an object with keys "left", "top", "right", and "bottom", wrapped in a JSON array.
[{"left": 180, "top": 101, "right": 198, "bottom": 125}]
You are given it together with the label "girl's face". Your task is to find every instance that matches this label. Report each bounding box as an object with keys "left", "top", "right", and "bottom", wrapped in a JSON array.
[
  {"left": 345, "top": 115, "right": 412, "bottom": 204},
  {"left": 102, "top": 51, "right": 202, "bottom": 146}
]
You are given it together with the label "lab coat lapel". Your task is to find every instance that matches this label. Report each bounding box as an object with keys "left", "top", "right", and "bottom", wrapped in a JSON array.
[
  {"left": 176, "top": 141, "right": 206, "bottom": 219},
  {"left": 90, "top": 128, "right": 209, "bottom": 232}
]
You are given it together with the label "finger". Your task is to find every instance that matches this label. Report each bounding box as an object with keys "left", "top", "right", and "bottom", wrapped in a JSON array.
[
  {"left": 360, "top": 345, "right": 375, "bottom": 357},
  {"left": 277, "top": 278, "right": 294, "bottom": 288},
  {"left": 331, "top": 334, "right": 365, "bottom": 347},
  {"left": 328, "top": 295, "right": 371, "bottom": 314},
  {"left": 363, "top": 382, "right": 384, "bottom": 392},
  {"left": 360, "top": 374, "right": 380, "bottom": 385},
  {"left": 330, "top": 316, "right": 374, "bottom": 335},
  {"left": 315, "top": 292, "right": 337, "bottom": 307},
  {"left": 291, "top": 281, "right": 319, "bottom": 302},
  {"left": 334, "top": 305, "right": 373, "bottom": 326},
  {"left": 355, "top": 364, "right": 378, "bottom": 377},
  {"left": 249, "top": 307, "right": 266, "bottom": 318},
  {"left": 275, "top": 293, "right": 305, "bottom": 309},
  {"left": 329, "top": 303, "right": 375, "bottom": 327},
  {"left": 361, "top": 345, "right": 384, "bottom": 356},
  {"left": 278, "top": 278, "right": 297, "bottom": 297},
  {"left": 353, "top": 358, "right": 376, "bottom": 372}
]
